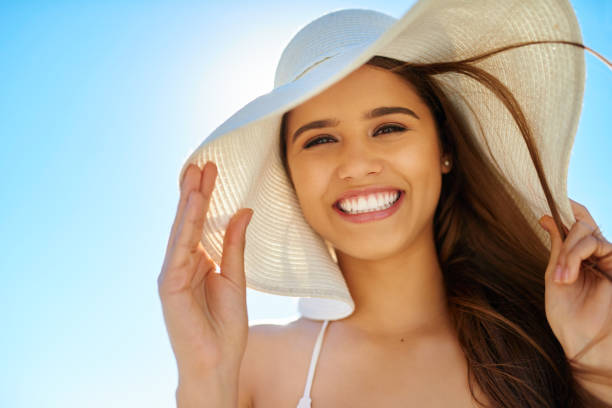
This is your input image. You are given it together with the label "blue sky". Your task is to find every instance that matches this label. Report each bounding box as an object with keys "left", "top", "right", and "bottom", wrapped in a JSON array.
[{"left": 1, "top": 1, "right": 609, "bottom": 407}]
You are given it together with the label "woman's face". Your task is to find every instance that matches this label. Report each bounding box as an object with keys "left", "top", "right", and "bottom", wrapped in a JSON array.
[{"left": 285, "top": 64, "right": 451, "bottom": 261}]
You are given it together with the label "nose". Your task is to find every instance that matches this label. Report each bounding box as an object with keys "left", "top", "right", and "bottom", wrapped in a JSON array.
[{"left": 336, "top": 140, "right": 383, "bottom": 181}]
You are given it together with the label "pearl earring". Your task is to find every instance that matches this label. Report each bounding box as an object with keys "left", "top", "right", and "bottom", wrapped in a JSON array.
[{"left": 443, "top": 159, "right": 450, "bottom": 167}]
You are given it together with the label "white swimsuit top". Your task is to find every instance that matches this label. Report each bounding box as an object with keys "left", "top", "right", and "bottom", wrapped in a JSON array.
[{"left": 296, "top": 319, "right": 330, "bottom": 408}]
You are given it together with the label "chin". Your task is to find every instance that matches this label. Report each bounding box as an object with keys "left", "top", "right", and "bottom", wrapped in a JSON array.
[{"left": 332, "top": 238, "right": 407, "bottom": 262}]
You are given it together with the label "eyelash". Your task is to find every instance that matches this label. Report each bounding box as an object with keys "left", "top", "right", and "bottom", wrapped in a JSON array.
[{"left": 303, "top": 124, "right": 407, "bottom": 149}]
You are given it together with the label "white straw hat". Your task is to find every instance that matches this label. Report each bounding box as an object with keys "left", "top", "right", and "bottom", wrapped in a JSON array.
[{"left": 178, "top": 0, "right": 585, "bottom": 321}]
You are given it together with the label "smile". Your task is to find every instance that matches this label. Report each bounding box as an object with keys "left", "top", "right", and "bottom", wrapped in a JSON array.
[{"left": 333, "top": 190, "right": 405, "bottom": 223}]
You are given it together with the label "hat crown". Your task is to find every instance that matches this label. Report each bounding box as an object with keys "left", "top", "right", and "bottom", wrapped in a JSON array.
[
  {"left": 181, "top": 0, "right": 585, "bottom": 322},
  {"left": 273, "top": 9, "right": 397, "bottom": 88}
]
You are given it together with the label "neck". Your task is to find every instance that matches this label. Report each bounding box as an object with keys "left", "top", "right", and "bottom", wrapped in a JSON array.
[{"left": 334, "top": 223, "right": 453, "bottom": 341}]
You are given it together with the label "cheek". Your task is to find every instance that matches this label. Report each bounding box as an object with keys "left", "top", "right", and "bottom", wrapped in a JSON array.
[
  {"left": 290, "top": 158, "right": 332, "bottom": 217},
  {"left": 393, "top": 140, "right": 440, "bottom": 178},
  {"left": 392, "top": 141, "right": 443, "bottom": 209}
]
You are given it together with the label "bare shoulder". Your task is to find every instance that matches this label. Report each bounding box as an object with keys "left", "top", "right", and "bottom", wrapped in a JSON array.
[{"left": 238, "top": 317, "right": 322, "bottom": 408}]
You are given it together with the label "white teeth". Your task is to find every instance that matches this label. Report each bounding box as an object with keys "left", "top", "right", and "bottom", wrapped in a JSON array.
[
  {"left": 338, "top": 190, "right": 400, "bottom": 214},
  {"left": 357, "top": 196, "right": 367, "bottom": 211},
  {"left": 367, "top": 195, "right": 377, "bottom": 209}
]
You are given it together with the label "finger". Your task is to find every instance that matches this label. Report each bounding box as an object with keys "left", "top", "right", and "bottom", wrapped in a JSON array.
[
  {"left": 162, "top": 162, "right": 218, "bottom": 292},
  {"left": 556, "top": 220, "right": 595, "bottom": 273},
  {"left": 539, "top": 215, "right": 564, "bottom": 282},
  {"left": 167, "top": 163, "right": 203, "bottom": 253},
  {"left": 564, "top": 234, "right": 612, "bottom": 284},
  {"left": 168, "top": 191, "right": 208, "bottom": 274},
  {"left": 569, "top": 198, "right": 610, "bottom": 246},
  {"left": 199, "top": 161, "right": 218, "bottom": 199},
  {"left": 188, "top": 162, "right": 220, "bottom": 284},
  {"left": 569, "top": 198, "right": 597, "bottom": 229},
  {"left": 168, "top": 162, "right": 217, "bottom": 254},
  {"left": 219, "top": 208, "right": 254, "bottom": 293}
]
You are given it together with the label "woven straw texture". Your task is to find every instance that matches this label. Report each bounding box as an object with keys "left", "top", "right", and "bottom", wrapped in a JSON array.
[{"left": 179, "top": 0, "right": 585, "bottom": 321}]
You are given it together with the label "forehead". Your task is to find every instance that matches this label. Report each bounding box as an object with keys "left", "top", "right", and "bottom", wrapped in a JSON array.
[{"left": 287, "top": 64, "right": 422, "bottom": 120}]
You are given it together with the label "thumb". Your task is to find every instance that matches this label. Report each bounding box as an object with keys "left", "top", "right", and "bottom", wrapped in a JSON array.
[
  {"left": 219, "top": 208, "right": 254, "bottom": 291},
  {"left": 538, "top": 215, "right": 564, "bottom": 281}
]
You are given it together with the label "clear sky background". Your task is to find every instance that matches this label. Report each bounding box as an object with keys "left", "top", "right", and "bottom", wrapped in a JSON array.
[{"left": 0, "top": 1, "right": 609, "bottom": 407}]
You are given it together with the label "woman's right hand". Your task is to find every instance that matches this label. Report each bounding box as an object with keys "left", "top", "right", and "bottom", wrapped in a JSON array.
[{"left": 157, "top": 161, "right": 253, "bottom": 381}]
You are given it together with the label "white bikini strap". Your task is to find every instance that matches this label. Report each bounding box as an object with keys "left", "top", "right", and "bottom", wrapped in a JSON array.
[{"left": 297, "top": 319, "right": 330, "bottom": 408}]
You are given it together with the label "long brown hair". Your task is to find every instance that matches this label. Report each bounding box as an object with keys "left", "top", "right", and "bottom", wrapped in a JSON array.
[{"left": 279, "top": 40, "right": 612, "bottom": 407}]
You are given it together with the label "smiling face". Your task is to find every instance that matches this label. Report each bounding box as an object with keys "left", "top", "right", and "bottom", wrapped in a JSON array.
[{"left": 284, "top": 64, "right": 451, "bottom": 261}]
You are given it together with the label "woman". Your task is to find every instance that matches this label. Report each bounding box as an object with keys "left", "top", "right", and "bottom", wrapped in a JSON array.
[{"left": 158, "top": 1, "right": 612, "bottom": 407}]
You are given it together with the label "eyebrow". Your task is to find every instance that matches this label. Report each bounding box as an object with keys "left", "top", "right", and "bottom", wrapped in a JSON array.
[{"left": 290, "top": 106, "right": 420, "bottom": 144}]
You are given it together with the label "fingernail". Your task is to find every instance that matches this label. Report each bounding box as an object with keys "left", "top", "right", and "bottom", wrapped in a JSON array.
[{"left": 554, "top": 265, "right": 563, "bottom": 283}]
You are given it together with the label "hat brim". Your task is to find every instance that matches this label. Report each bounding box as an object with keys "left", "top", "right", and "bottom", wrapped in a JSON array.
[{"left": 179, "top": 0, "right": 585, "bottom": 321}]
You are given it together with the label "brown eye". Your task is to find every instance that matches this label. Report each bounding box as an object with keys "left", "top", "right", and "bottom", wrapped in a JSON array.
[
  {"left": 303, "top": 125, "right": 406, "bottom": 149},
  {"left": 374, "top": 124, "right": 406, "bottom": 136},
  {"left": 304, "top": 135, "right": 337, "bottom": 149}
]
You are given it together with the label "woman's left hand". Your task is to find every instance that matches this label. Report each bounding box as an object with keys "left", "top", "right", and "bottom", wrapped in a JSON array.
[{"left": 539, "top": 198, "right": 612, "bottom": 368}]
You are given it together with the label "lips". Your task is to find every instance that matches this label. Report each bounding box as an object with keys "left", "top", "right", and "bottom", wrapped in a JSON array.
[
  {"left": 335, "top": 189, "right": 401, "bottom": 214},
  {"left": 333, "top": 186, "right": 404, "bottom": 207},
  {"left": 333, "top": 190, "right": 405, "bottom": 223}
]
